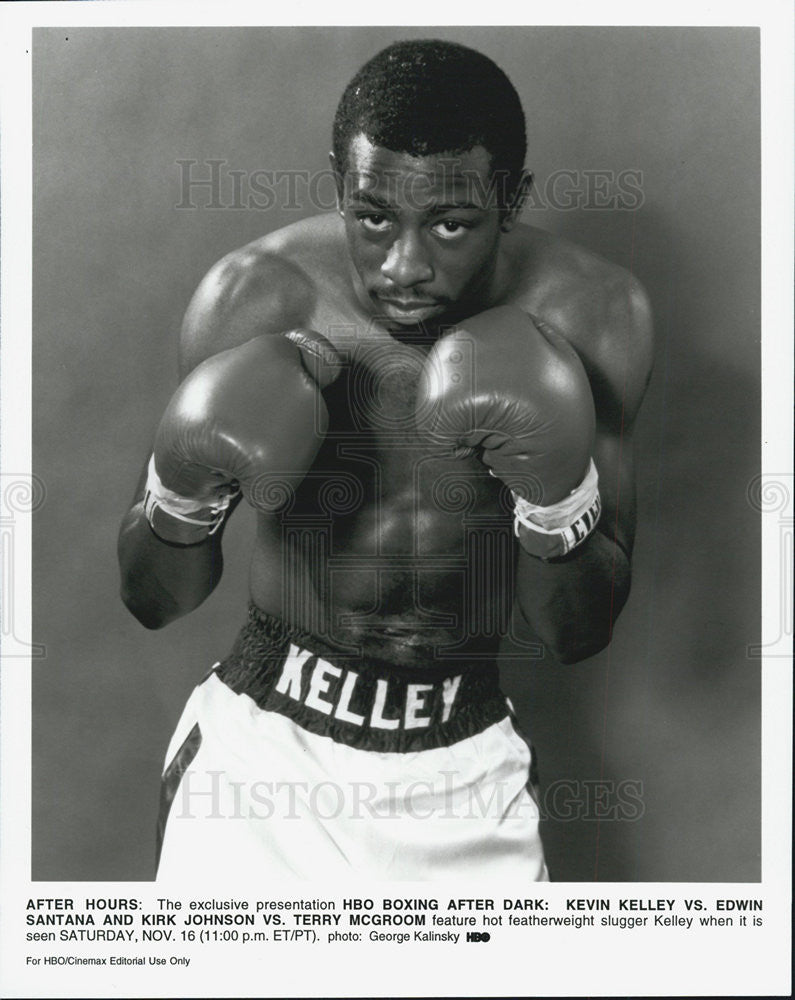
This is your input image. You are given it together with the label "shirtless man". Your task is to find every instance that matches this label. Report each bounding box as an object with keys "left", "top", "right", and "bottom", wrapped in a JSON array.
[{"left": 118, "top": 40, "right": 652, "bottom": 880}]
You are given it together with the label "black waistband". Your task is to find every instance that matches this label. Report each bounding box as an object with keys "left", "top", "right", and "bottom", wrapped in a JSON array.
[{"left": 215, "top": 607, "right": 509, "bottom": 752}]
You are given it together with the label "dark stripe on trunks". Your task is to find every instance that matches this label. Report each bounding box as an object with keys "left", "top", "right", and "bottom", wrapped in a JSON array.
[{"left": 155, "top": 722, "right": 202, "bottom": 873}]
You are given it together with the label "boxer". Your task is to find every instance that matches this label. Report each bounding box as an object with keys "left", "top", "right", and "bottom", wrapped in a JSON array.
[{"left": 118, "top": 40, "right": 652, "bottom": 880}]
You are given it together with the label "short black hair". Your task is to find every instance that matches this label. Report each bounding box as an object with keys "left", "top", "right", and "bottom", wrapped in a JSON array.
[{"left": 333, "top": 39, "right": 527, "bottom": 202}]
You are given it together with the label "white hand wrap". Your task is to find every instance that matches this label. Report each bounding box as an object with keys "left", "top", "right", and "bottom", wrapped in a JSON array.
[
  {"left": 512, "top": 459, "right": 601, "bottom": 560},
  {"left": 142, "top": 454, "right": 239, "bottom": 544}
]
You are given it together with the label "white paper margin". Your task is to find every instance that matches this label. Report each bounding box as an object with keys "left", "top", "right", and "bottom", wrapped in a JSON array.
[{"left": 1, "top": 1, "right": 792, "bottom": 997}]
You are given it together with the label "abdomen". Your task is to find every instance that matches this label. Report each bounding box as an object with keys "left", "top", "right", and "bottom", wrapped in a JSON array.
[{"left": 250, "top": 443, "right": 516, "bottom": 666}]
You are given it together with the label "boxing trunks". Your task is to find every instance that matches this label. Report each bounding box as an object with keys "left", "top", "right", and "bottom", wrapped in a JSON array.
[{"left": 155, "top": 607, "right": 548, "bottom": 881}]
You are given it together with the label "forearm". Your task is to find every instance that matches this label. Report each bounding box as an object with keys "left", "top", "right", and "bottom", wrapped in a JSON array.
[
  {"left": 514, "top": 529, "right": 631, "bottom": 664},
  {"left": 117, "top": 502, "right": 225, "bottom": 629}
]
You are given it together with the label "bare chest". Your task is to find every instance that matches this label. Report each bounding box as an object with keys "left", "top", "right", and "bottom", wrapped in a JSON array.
[{"left": 289, "top": 308, "right": 504, "bottom": 554}]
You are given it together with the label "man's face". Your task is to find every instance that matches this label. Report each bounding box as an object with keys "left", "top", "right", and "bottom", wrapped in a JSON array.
[{"left": 337, "top": 134, "right": 510, "bottom": 329}]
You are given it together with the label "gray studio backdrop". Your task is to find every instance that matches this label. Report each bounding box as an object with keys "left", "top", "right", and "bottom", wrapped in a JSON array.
[{"left": 32, "top": 26, "right": 760, "bottom": 881}]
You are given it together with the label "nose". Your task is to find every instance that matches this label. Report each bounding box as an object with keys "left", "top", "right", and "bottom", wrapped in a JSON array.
[{"left": 381, "top": 230, "right": 434, "bottom": 289}]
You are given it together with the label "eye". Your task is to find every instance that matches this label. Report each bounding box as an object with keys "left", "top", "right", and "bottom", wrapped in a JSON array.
[
  {"left": 358, "top": 213, "right": 392, "bottom": 233},
  {"left": 432, "top": 219, "right": 470, "bottom": 240}
]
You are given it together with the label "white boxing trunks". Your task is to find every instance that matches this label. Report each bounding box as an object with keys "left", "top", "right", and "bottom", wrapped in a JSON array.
[{"left": 156, "top": 608, "right": 548, "bottom": 881}]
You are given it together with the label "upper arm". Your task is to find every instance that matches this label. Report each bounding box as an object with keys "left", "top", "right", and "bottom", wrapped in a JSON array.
[
  {"left": 178, "top": 246, "right": 315, "bottom": 378},
  {"left": 588, "top": 276, "right": 654, "bottom": 433}
]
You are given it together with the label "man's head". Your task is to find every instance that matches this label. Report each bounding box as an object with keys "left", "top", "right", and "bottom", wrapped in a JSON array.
[
  {"left": 332, "top": 40, "right": 530, "bottom": 328},
  {"left": 333, "top": 39, "right": 527, "bottom": 206}
]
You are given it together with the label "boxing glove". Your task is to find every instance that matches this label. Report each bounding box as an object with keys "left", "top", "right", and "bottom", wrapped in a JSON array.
[
  {"left": 415, "top": 306, "right": 599, "bottom": 559},
  {"left": 144, "top": 330, "right": 341, "bottom": 544}
]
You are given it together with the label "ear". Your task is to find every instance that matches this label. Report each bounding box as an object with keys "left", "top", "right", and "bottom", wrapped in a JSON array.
[
  {"left": 500, "top": 170, "right": 533, "bottom": 232},
  {"left": 329, "top": 152, "right": 345, "bottom": 216}
]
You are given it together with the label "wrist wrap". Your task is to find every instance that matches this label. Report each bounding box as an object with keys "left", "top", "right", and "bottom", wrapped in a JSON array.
[
  {"left": 512, "top": 459, "right": 601, "bottom": 560},
  {"left": 143, "top": 454, "right": 239, "bottom": 544}
]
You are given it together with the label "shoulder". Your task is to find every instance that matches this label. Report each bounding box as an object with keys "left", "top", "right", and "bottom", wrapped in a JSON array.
[
  {"left": 179, "top": 214, "right": 346, "bottom": 376},
  {"left": 509, "top": 226, "right": 654, "bottom": 430}
]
